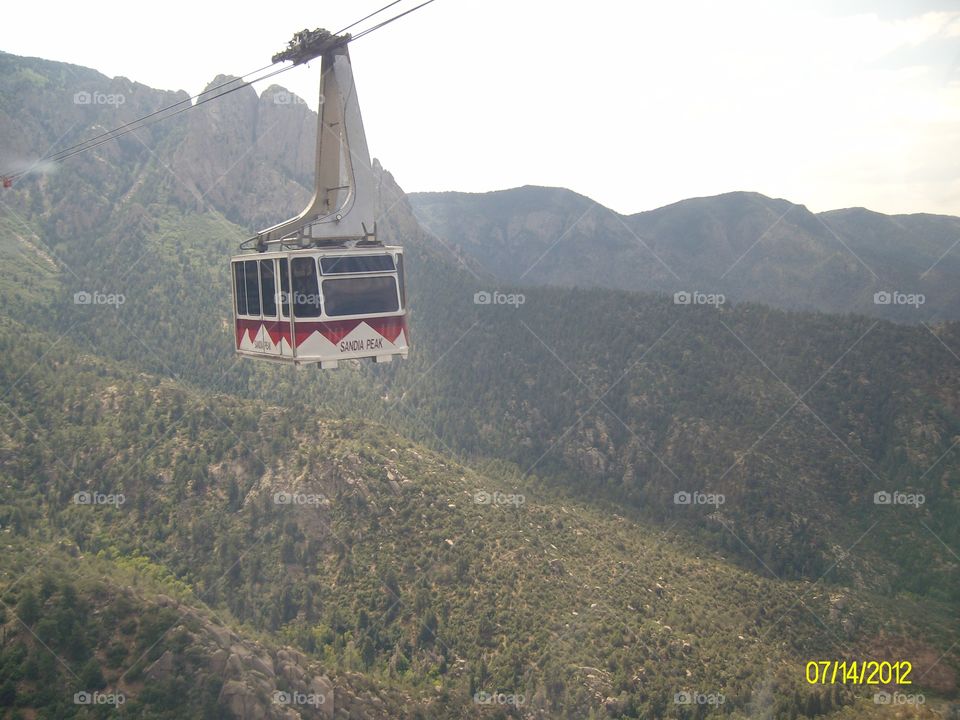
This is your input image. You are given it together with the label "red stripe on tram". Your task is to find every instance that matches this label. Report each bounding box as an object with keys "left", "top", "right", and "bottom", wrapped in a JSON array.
[{"left": 236, "top": 316, "right": 407, "bottom": 349}]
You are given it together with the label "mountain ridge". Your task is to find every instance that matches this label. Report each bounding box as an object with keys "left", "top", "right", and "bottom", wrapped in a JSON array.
[
  {"left": 409, "top": 185, "right": 960, "bottom": 322},
  {"left": 410, "top": 185, "right": 960, "bottom": 225}
]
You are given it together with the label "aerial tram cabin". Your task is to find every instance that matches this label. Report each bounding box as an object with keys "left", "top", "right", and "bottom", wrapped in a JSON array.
[
  {"left": 232, "top": 246, "right": 406, "bottom": 369},
  {"left": 231, "top": 29, "right": 408, "bottom": 369}
]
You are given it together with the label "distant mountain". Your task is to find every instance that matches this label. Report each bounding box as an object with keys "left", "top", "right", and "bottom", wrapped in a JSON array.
[{"left": 409, "top": 187, "right": 960, "bottom": 322}]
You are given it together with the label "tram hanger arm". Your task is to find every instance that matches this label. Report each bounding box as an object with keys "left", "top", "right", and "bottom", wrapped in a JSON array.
[{"left": 245, "top": 29, "right": 377, "bottom": 252}]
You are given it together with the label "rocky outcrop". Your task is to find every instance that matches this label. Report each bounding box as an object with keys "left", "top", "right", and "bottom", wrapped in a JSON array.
[{"left": 121, "top": 592, "right": 426, "bottom": 719}]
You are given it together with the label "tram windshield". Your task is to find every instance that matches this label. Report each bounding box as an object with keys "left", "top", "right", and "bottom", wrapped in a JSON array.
[{"left": 322, "top": 276, "right": 399, "bottom": 316}]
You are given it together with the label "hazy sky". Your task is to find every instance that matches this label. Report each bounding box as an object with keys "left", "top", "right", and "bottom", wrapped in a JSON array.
[{"left": 3, "top": 1, "right": 960, "bottom": 216}]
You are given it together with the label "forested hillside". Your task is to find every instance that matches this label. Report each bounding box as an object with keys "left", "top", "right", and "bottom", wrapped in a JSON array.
[{"left": 0, "top": 317, "right": 956, "bottom": 718}]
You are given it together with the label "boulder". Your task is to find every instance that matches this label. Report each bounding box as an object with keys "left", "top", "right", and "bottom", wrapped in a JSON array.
[
  {"left": 209, "top": 648, "right": 230, "bottom": 676},
  {"left": 309, "top": 675, "right": 334, "bottom": 718},
  {"left": 145, "top": 650, "right": 175, "bottom": 684},
  {"left": 218, "top": 679, "right": 267, "bottom": 720},
  {"left": 278, "top": 660, "right": 306, "bottom": 688},
  {"left": 226, "top": 653, "right": 245, "bottom": 678},
  {"left": 249, "top": 653, "right": 275, "bottom": 678},
  {"left": 207, "top": 622, "right": 234, "bottom": 649}
]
